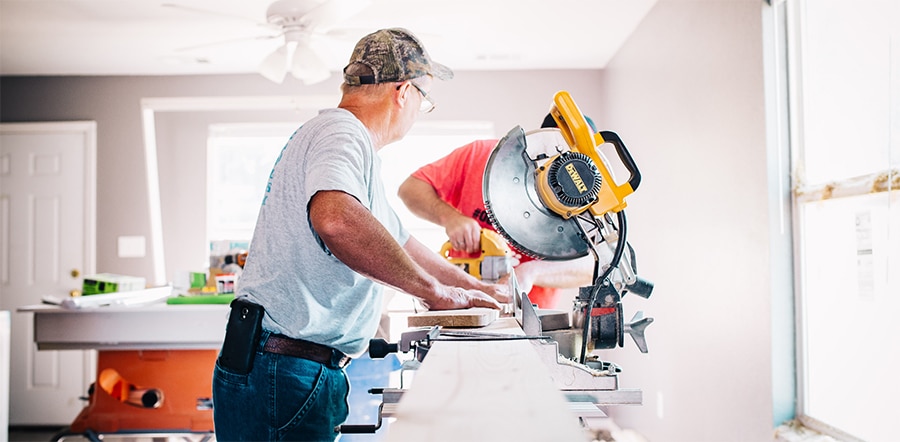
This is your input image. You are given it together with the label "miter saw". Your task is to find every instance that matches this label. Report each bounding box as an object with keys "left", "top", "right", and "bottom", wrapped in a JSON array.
[
  {"left": 484, "top": 90, "right": 653, "bottom": 354},
  {"left": 482, "top": 90, "right": 655, "bottom": 401}
]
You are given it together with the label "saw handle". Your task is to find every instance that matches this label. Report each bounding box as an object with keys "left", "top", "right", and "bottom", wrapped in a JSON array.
[
  {"left": 597, "top": 130, "right": 642, "bottom": 192},
  {"left": 550, "top": 93, "right": 595, "bottom": 154},
  {"left": 552, "top": 90, "right": 642, "bottom": 214}
]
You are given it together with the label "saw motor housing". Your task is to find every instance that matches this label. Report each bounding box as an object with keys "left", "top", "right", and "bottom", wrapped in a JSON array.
[{"left": 535, "top": 151, "right": 603, "bottom": 219}]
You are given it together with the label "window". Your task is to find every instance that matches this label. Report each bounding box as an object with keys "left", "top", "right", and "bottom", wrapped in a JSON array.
[
  {"left": 787, "top": 1, "right": 899, "bottom": 440},
  {"left": 206, "top": 121, "right": 495, "bottom": 252},
  {"left": 207, "top": 123, "right": 297, "bottom": 244}
]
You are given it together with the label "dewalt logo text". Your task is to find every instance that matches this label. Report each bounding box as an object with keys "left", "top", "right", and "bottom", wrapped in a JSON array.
[{"left": 565, "top": 163, "right": 588, "bottom": 193}]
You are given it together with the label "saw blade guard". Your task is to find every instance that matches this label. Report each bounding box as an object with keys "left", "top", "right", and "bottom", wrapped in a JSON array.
[{"left": 483, "top": 127, "right": 591, "bottom": 260}]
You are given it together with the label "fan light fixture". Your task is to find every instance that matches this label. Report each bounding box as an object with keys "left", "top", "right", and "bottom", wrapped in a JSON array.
[
  {"left": 256, "top": 0, "right": 371, "bottom": 85},
  {"left": 258, "top": 31, "right": 330, "bottom": 84}
]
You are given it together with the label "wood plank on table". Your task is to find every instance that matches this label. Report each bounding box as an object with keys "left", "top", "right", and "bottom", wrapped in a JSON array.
[{"left": 406, "top": 307, "right": 499, "bottom": 328}]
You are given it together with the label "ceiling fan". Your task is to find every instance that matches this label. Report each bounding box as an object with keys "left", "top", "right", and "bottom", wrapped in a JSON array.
[{"left": 164, "top": 0, "right": 372, "bottom": 84}]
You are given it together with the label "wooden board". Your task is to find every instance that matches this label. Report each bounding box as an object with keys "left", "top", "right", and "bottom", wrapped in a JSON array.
[{"left": 406, "top": 307, "right": 499, "bottom": 328}]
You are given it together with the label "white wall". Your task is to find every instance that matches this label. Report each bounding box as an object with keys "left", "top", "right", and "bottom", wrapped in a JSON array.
[{"left": 599, "top": 1, "right": 777, "bottom": 440}]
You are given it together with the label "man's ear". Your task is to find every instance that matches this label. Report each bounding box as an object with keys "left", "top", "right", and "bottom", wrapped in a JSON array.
[{"left": 394, "top": 81, "right": 411, "bottom": 106}]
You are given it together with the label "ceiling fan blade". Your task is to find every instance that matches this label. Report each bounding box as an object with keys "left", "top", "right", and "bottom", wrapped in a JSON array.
[
  {"left": 174, "top": 34, "right": 279, "bottom": 53},
  {"left": 161, "top": 2, "right": 269, "bottom": 27},
  {"left": 300, "top": 0, "right": 372, "bottom": 32},
  {"left": 259, "top": 43, "right": 290, "bottom": 83},
  {"left": 290, "top": 43, "right": 331, "bottom": 85},
  {"left": 322, "top": 27, "right": 370, "bottom": 42}
]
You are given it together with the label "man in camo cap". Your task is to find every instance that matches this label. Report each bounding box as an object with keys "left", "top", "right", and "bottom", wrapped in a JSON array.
[
  {"left": 343, "top": 27, "right": 453, "bottom": 85},
  {"left": 212, "top": 28, "right": 508, "bottom": 441}
]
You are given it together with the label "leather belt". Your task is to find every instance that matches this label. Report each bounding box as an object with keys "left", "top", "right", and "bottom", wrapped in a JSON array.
[{"left": 263, "top": 334, "right": 351, "bottom": 369}]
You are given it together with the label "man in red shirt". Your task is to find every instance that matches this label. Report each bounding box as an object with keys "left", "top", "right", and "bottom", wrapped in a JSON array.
[{"left": 398, "top": 115, "right": 596, "bottom": 309}]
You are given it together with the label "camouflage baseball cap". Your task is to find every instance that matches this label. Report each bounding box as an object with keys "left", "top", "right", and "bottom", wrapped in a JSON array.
[{"left": 343, "top": 28, "right": 453, "bottom": 85}]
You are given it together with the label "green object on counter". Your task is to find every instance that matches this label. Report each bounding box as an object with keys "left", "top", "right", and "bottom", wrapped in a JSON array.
[
  {"left": 189, "top": 272, "right": 207, "bottom": 289},
  {"left": 167, "top": 293, "right": 235, "bottom": 305}
]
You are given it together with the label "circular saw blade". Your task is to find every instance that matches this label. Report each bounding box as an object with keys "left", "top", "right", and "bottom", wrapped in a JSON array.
[{"left": 483, "top": 127, "right": 590, "bottom": 260}]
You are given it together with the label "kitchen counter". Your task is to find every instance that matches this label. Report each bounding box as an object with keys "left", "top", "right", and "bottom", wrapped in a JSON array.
[{"left": 18, "top": 303, "right": 228, "bottom": 350}]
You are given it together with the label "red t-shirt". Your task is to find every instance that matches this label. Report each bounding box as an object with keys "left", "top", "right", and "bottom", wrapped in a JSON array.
[{"left": 410, "top": 139, "right": 562, "bottom": 309}]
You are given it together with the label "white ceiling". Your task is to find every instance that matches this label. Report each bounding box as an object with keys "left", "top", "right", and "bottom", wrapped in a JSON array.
[{"left": 0, "top": 0, "right": 657, "bottom": 80}]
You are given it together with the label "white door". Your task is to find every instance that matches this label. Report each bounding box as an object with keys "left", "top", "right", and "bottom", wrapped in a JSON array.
[{"left": 0, "top": 122, "right": 97, "bottom": 425}]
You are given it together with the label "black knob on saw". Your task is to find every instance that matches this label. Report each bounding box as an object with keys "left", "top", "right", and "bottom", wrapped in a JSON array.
[
  {"left": 368, "top": 338, "right": 398, "bottom": 359},
  {"left": 546, "top": 151, "right": 602, "bottom": 208},
  {"left": 626, "top": 276, "right": 654, "bottom": 299}
]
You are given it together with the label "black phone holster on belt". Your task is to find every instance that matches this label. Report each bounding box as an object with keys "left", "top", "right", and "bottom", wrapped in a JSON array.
[{"left": 218, "top": 298, "right": 264, "bottom": 375}]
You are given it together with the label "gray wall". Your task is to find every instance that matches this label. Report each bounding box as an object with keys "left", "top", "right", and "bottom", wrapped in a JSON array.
[{"left": 0, "top": 0, "right": 783, "bottom": 439}]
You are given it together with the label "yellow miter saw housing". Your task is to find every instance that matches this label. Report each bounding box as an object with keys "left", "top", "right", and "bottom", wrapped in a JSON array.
[{"left": 538, "top": 92, "right": 641, "bottom": 219}]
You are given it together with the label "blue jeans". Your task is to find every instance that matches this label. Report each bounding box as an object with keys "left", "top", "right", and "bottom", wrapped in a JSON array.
[{"left": 212, "top": 331, "right": 350, "bottom": 441}]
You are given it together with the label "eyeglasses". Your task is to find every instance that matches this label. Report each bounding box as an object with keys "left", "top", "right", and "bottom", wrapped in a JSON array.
[{"left": 409, "top": 82, "right": 436, "bottom": 113}]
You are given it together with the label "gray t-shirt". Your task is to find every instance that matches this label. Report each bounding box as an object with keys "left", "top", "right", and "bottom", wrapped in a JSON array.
[{"left": 237, "top": 108, "right": 409, "bottom": 356}]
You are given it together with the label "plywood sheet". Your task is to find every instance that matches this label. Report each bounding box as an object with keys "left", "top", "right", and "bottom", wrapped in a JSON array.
[{"left": 406, "top": 307, "right": 499, "bottom": 328}]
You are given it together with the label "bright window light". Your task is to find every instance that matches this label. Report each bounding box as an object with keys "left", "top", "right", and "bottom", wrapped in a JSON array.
[{"left": 789, "top": 0, "right": 899, "bottom": 440}]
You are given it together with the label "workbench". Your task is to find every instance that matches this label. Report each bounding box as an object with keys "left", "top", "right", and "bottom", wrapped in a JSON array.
[
  {"left": 24, "top": 303, "right": 608, "bottom": 441},
  {"left": 20, "top": 303, "right": 228, "bottom": 441},
  {"left": 23, "top": 303, "right": 228, "bottom": 350}
]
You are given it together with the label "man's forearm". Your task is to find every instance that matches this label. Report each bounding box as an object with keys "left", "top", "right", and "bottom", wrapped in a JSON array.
[
  {"left": 309, "top": 191, "right": 440, "bottom": 299},
  {"left": 404, "top": 235, "right": 481, "bottom": 289},
  {"left": 397, "top": 176, "right": 462, "bottom": 227},
  {"left": 310, "top": 190, "right": 501, "bottom": 311},
  {"left": 405, "top": 236, "right": 510, "bottom": 303},
  {"left": 399, "top": 176, "right": 483, "bottom": 253}
]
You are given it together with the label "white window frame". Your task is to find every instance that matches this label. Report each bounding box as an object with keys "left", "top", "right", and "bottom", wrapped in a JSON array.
[{"left": 784, "top": 1, "right": 899, "bottom": 440}]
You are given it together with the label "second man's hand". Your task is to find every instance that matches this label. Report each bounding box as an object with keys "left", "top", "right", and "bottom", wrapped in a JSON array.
[{"left": 444, "top": 215, "right": 482, "bottom": 254}]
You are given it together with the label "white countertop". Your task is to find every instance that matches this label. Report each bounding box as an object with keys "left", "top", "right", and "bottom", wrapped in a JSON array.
[{"left": 19, "top": 303, "right": 228, "bottom": 350}]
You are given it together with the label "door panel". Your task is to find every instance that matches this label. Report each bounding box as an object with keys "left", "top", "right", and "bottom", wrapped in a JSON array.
[{"left": 0, "top": 122, "right": 96, "bottom": 425}]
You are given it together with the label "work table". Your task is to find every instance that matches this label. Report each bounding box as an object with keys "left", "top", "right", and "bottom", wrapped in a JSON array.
[
  {"left": 22, "top": 304, "right": 593, "bottom": 440},
  {"left": 19, "top": 303, "right": 228, "bottom": 350}
]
